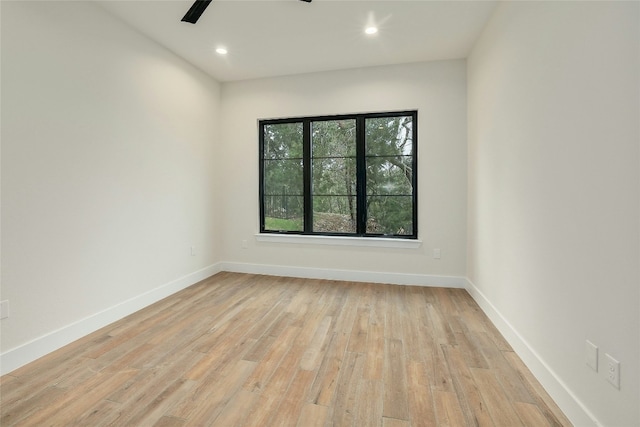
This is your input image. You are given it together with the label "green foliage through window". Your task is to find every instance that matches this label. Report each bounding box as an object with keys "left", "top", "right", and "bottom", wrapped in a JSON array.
[{"left": 259, "top": 111, "right": 417, "bottom": 238}]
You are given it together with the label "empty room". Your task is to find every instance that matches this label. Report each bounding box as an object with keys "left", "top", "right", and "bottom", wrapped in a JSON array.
[{"left": 1, "top": 1, "right": 638, "bottom": 426}]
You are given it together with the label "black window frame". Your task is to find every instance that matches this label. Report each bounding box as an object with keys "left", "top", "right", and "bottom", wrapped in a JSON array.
[{"left": 259, "top": 110, "right": 418, "bottom": 239}]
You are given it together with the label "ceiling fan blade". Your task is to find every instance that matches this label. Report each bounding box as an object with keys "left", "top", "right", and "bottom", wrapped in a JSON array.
[
  {"left": 181, "top": 0, "right": 310, "bottom": 24},
  {"left": 181, "top": 0, "right": 213, "bottom": 24}
]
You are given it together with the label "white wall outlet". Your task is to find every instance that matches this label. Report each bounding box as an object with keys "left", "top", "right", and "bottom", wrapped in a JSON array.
[
  {"left": 0, "top": 300, "right": 9, "bottom": 320},
  {"left": 190, "top": 246, "right": 196, "bottom": 256},
  {"left": 242, "top": 240, "right": 248, "bottom": 249},
  {"left": 585, "top": 340, "right": 598, "bottom": 371},
  {"left": 605, "top": 353, "right": 620, "bottom": 389},
  {"left": 433, "top": 248, "right": 441, "bottom": 259}
]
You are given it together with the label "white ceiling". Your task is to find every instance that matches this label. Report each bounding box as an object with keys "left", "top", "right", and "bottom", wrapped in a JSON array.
[{"left": 98, "top": 0, "right": 498, "bottom": 82}]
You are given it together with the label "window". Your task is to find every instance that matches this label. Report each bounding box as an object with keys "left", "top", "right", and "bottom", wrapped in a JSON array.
[{"left": 260, "top": 111, "right": 417, "bottom": 239}]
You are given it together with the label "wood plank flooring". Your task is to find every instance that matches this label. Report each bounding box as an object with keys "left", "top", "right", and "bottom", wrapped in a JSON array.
[{"left": 0, "top": 272, "right": 572, "bottom": 426}]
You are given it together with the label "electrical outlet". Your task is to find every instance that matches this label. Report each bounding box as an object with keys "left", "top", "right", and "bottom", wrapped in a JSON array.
[
  {"left": 585, "top": 340, "right": 598, "bottom": 371},
  {"left": 605, "top": 353, "right": 620, "bottom": 389},
  {"left": 242, "top": 240, "right": 248, "bottom": 249},
  {"left": 0, "top": 300, "right": 9, "bottom": 320},
  {"left": 433, "top": 248, "right": 441, "bottom": 259},
  {"left": 190, "top": 246, "right": 196, "bottom": 256}
]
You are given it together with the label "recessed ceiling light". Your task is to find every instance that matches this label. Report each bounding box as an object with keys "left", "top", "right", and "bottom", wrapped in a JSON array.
[
  {"left": 215, "top": 47, "right": 228, "bottom": 55},
  {"left": 365, "top": 26, "right": 378, "bottom": 35}
]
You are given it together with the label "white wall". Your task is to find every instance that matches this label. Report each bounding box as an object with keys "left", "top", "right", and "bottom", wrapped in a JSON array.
[
  {"left": 219, "top": 61, "right": 468, "bottom": 282},
  {"left": 467, "top": 2, "right": 639, "bottom": 426},
  {"left": 1, "top": 1, "right": 222, "bottom": 372}
]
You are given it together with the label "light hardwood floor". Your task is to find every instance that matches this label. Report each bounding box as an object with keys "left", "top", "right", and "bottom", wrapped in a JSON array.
[{"left": 1, "top": 272, "right": 572, "bottom": 426}]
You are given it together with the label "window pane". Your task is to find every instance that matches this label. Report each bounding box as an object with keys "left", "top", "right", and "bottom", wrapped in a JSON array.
[
  {"left": 366, "top": 156, "right": 413, "bottom": 195},
  {"left": 263, "top": 123, "right": 303, "bottom": 160},
  {"left": 365, "top": 115, "right": 414, "bottom": 236},
  {"left": 367, "top": 196, "right": 413, "bottom": 235},
  {"left": 313, "top": 196, "right": 357, "bottom": 233},
  {"left": 365, "top": 116, "right": 413, "bottom": 156},
  {"left": 312, "top": 119, "right": 356, "bottom": 158},
  {"left": 264, "top": 159, "right": 303, "bottom": 196},
  {"left": 312, "top": 157, "right": 356, "bottom": 197},
  {"left": 311, "top": 120, "right": 357, "bottom": 234},
  {"left": 264, "top": 196, "right": 303, "bottom": 232}
]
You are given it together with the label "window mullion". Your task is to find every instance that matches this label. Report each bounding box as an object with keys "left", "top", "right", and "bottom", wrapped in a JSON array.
[
  {"left": 303, "top": 120, "right": 312, "bottom": 233},
  {"left": 356, "top": 116, "right": 366, "bottom": 235}
]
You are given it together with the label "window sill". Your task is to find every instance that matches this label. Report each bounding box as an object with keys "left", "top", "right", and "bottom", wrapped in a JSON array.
[{"left": 255, "top": 233, "right": 422, "bottom": 249}]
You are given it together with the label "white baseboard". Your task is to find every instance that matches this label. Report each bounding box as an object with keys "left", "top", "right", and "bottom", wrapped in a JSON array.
[
  {"left": 0, "top": 263, "right": 223, "bottom": 375},
  {"left": 220, "top": 261, "right": 467, "bottom": 288},
  {"left": 464, "top": 278, "right": 601, "bottom": 427}
]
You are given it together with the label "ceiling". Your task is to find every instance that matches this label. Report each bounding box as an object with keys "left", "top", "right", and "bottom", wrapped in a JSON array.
[{"left": 98, "top": 0, "right": 498, "bottom": 82}]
